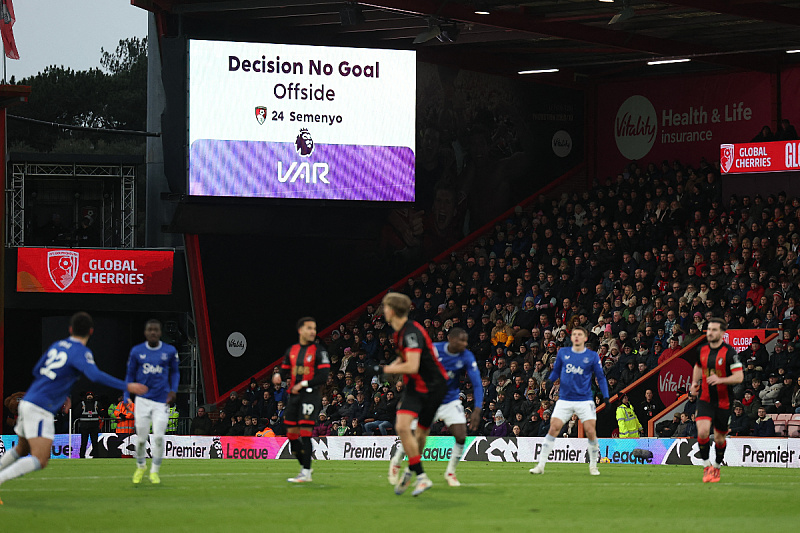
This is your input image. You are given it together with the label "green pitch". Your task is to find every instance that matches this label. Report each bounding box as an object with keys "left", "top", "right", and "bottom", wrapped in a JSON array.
[{"left": 1, "top": 460, "right": 796, "bottom": 532}]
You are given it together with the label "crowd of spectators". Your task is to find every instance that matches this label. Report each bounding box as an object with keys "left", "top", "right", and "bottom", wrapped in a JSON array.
[{"left": 193, "top": 156, "right": 800, "bottom": 438}]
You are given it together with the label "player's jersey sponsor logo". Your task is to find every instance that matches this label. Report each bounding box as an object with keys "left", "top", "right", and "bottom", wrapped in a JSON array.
[
  {"left": 142, "top": 363, "right": 164, "bottom": 375},
  {"left": 47, "top": 250, "right": 79, "bottom": 291},
  {"left": 565, "top": 363, "right": 585, "bottom": 375}
]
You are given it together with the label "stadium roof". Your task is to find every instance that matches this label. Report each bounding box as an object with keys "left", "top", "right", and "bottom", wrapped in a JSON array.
[{"left": 134, "top": 0, "right": 800, "bottom": 81}]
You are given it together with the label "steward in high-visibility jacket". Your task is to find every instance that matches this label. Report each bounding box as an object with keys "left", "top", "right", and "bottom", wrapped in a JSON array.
[
  {"left": 167, "top": 405, "right": 179, "bottom": 434},
  {"left": 616, "top": 394, "right": 642, "bottom": 438},
  {"left": 114, "top": 400, "right": 135, "bottom": 435}
]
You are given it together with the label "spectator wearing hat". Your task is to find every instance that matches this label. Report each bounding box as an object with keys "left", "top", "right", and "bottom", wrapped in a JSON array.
[
  {"left": 741, "top": 388, "right": 762, "bottom": 422},
  {"left": 753, "top": 407, "right": 776, "bottom": 437},
  {"left": 759, "top": 373, "right": 783, "bottom": 413},
  {"left": 487, "top": 410, "right": 510, "bottom": 437},
  {"left": 775, "top": 374, "right": 795, "bottom": 413},
  {"left": 739, "top": 337, "right": 769, "bottom": 370},
  {"left": 768, "top": 343, "right": 792, "bottom": 376},
  {"left": 538, "top": 409, "right": 552, "bottom": 437},
  {"left": 616, "top": 394, "right": 643, "bottom": 438}
]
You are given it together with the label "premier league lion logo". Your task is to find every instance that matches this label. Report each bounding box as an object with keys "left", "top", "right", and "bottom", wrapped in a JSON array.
[{"left": 295, "top": 129, "right": 314, "bottom": 157}]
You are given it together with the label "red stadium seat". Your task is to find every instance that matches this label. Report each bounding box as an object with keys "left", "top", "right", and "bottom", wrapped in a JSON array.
[
  {"left": 791, "top": 414, "right": 800, "bottom": 421},
  {"left": 787, "top": 421, "right": 800, "bottom": 438},
  {"left": 774, "top": 422, "right": 787, "bottom": 436},
  {"left": 775, "top": 414, "right": 792, "bottom": 422}
]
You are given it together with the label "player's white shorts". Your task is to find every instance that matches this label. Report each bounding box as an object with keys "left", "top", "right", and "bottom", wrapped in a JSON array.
[
  {"left": 434, "top": 399, "right": 466, "bottom": 426},
  {"left": 15, "top": 400, "right": 55, "bottom": 441},
  {"left": 134, "top": 396, "right": 169, "bottom": 436},
  {"left": 550, "top": 399, "right": 597, "bottom": 422}
]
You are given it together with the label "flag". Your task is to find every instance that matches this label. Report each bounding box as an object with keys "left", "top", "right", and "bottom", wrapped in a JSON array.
[{"left": 1, "top": 0, "right": 19, "bottom": 60}]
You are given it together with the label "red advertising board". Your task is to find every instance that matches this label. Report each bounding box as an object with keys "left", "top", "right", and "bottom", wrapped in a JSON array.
[
  {"left": 595, "top": 71, "right": 772, "bottom": 177},
  {"left": 720, "top": 140, "right": 800, "bottom": 174},
  {"left": 16, "top": 248, "right": 174, "bottom": 295},
  {"left": 722, "top": 329, "right": 767, "bottom": 353}
]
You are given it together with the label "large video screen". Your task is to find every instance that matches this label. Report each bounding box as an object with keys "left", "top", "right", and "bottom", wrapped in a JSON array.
[{"left": 188, "top": 40, "right": 416, "bottom": 202}]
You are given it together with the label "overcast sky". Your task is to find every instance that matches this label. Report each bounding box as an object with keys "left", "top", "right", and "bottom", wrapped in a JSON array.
[{"left": 4, "top": 0, "right": 148, "bottom": 82}]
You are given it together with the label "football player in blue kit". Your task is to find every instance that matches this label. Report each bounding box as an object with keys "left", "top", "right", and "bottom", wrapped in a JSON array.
[
  {"left": 530, "top": 326, "right": 609, "bottom": 476},
  {"left": 388, "top": 328, "right": 483, "bottom": 487},
  {"left": 0, "top": 312, "right": 147, "bottom": 503},
  {"left": 126, "top": 319, "right": 180, "bottom": 485}
]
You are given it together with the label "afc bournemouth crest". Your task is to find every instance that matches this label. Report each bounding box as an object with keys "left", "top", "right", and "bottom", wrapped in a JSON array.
[
  {"left": 255, "top": 106, "right": 267, "bottom": 125},
  {"left": 720, "top": 144, "right": 734, "bottom": 174},
  {"left": 47, "top": 250, "right": 79, "bottom": 291}
]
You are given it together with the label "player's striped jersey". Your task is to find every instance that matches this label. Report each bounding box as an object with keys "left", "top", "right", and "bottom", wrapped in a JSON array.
[
  {"left": 433, "top": 341, "right": 484, "bottom": 407},
  {"left": 548, "top": 346, "right": 609, "bottom": 402},
  {"left": 392, "top": 320, "right": 447, "bottom": 394},
  {"left": 692, "top": 342, "right": 742, "bottom": 410},
  {"left": 125, "top": 341, "right": 180, "bottom": 404},
  {"left": 280, "top": 343, "right": 330, "bottom": 390},
  {"left": 24, "top": 337, "right": 127, "bottom": 414}
]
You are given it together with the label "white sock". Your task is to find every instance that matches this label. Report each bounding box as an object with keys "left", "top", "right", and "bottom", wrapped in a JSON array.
[
  {"left": 151, "top": 436, "right": 164, "bottom": 472},
  {"left": 711, "top": 461, "right": 720, "bottom": 469},
  {"left": 588, "top": 439, "right": 599, "bottom": 467},
  {"left": 538, "top": 434, "right": 556, "bottom": 466},
  {"left": 301, "top": 468, "right": 311, "bottom": 476},
  {"left": 446, "top": 442, "right": 465, "bottom": 474},
  {"left": 136, "top": 427, "right": 149, "bottom": 468},
  {"left": 0, "top": 456, "right": 41, "bottom": 485},
  {"left": 391, "top": 444, "right": 405, "bottom": 465},
  {"left": 703, "top": 459, "right": 712, "bottom": 468},
  {"left": 0, "top": 448, "right": 21, "bottom": 470}
]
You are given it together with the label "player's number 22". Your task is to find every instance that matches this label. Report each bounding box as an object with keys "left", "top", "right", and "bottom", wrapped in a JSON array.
[{"left": 40, "top": 349, "right": 68, "bottom": 380}]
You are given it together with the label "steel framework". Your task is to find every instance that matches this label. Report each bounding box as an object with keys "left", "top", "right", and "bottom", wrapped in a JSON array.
[{"left": 4, "top": 161, "right": 137, "bottom": 248}]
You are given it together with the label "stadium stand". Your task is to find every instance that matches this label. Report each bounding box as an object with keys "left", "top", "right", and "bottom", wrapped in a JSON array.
[{"left": 209, "top": 153, "right": 800, "bottom": 438}]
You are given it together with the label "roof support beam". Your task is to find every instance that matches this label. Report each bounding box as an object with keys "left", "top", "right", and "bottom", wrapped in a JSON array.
[
  {"left": 664, "top": 0, "right": 800, "bottom": 27},
  {"left": 360, "top": 0, "right": 776, "bottom": 72}
]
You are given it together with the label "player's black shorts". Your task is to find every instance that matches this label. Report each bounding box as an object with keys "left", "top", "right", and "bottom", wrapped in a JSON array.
[
  {"left": 696, "top": 400, "right": 731, "bottom": 432},
  {"left": 397, "top": 386, "right": 447, "bottom": 429},
  {"left": 285, "top": 390, "right": 321, "bottom": 427}
]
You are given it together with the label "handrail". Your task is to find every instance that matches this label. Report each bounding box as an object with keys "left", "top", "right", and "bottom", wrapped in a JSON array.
[{"left": 213, "top": 163, "right": 586, "bottom": 403}]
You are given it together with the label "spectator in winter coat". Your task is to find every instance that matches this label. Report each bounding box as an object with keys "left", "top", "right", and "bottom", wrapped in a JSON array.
[
  {"left": 728, "top": 404, "right": 751, "bottom": 436},
  {"left": 312, "top": 413, "right": 332, "bottom": 437},
  {"left": 753, "top": 407, "right": 776, "bottom": 437}
]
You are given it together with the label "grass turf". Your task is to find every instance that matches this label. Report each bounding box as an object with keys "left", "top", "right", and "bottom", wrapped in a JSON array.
[{"left": 1, "top": 459, "right": 797, "bottom": 532}]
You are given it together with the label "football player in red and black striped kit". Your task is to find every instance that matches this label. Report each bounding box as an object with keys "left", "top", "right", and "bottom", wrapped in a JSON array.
[
  {"left": 688, "top": 318, "right": 743, "bottom": 483},
  {"left": 273, "top": 317, "right": 329, "bottom": 483},
  {"left": 381, "top": 292, "right": 448, "bottom": 497}
]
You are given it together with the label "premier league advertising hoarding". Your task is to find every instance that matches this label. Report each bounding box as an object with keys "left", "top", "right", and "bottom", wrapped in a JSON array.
[{"left": 188, "top": 40, "right": 416, "bottom": 202}]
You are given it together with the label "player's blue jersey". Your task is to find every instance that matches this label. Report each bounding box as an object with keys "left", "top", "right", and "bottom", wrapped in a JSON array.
[
  {"left": 433, "top": 341, "right": 484, "bottom": 408},
  {"left": 548, "top": 346, "right": 609, "bottom": 402},
  {"left": 23, "top": 337, "right": 127, "bottom": 414},
  {"left": 125, "top": 341, "right": 180, "bottom": 404}
]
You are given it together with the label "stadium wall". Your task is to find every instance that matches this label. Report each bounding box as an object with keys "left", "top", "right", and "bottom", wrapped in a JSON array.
[{"left": 3, "top": 434, "right": 797, "bottom": 468}]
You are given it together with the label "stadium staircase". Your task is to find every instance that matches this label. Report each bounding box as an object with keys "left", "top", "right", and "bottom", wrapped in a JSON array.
[{"left": 212, "top": 163, "right": 587, "bottom": 407}]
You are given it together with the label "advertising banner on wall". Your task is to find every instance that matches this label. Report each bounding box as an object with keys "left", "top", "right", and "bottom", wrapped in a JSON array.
[
  {"left": 720, "top": 140, "right": 800, "bottom": 174},
  {"left": 16, "top": 248, "right": 174, "bottom": 295},
  {"left": 595, "top": 71, "right": 772, "bottom": 177},
  {"left": 4, "top": 434, "right": 797, "bottom": 468}
]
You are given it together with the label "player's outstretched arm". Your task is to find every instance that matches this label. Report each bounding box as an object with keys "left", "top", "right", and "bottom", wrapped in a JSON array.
[
  {"left": 128, "top": 383, "right": 149, "bottom": 396},
  {"left": 592, "top": 356, "right": 610, "bottom": 400}
]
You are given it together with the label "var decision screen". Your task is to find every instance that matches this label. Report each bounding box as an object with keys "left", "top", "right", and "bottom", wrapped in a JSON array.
[{"left": 188, "top": 39, "right": 416, "bottom": 202}]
